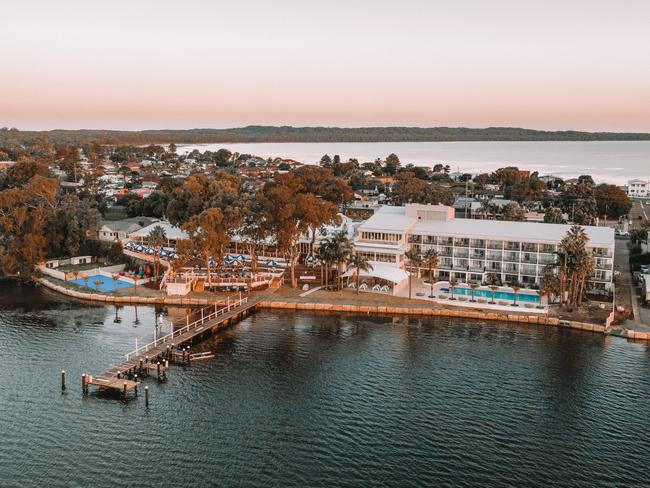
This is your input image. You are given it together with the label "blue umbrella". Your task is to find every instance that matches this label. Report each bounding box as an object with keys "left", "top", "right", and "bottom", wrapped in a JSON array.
[{"left": 267, "top": 259, "right": 277, "bottom": 267}]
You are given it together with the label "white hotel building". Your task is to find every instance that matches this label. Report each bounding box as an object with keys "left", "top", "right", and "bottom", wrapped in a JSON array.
[{"left": 353, "top": 204, "right": 614, "bottom": 293}]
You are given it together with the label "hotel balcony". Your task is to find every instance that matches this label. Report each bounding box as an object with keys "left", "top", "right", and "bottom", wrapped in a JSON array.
[
  {"left": 504, "top": 251, "right": 519, "bottom": 262},
  {"left": 487, "top": 240, "right": 503, "bottom": 250},
  {"left": 454, "top": 249, "right": 469, "bottom": 258},
  {"left": 471, "top": 250, "right": 486, "bottom": 259},
  {"left": 486, "top": 251, "right": 502, "bottom": 261},
  {"left": 539, "top": 256, "right": 558, "bottom": 265},
  {"left": 470, "top": 239, "right": 486, "bottom": 248},
  {"left": 454, "top": 238, "right": 470, "bottom": 247},
  {"left": 439, "top": 247, "right": 453, "bottom": 257},
  {"left": 521, "top": 264, "right": 537, "bottom": 276},
  {"left": 521, "top": 253, "right": 537, "bottom": 264},
  {"left": 503, "top": 264, "right": 519, "bottom": 273},
  {"left": 593, "top": 249, "right": 613, "bottom": 258}
]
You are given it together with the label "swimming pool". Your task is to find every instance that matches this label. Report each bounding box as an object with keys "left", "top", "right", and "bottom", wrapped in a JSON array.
[
  {"left": 440, "top": 287, "right": 540, "bottom": 303},
  {"left": 70, "top": 274, "right": 134, "bottom": 293}
]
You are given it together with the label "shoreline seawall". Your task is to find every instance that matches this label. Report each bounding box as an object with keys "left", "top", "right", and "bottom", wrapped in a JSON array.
[{"left": 37, "top": 276, "right": 650, "bottom": 339}]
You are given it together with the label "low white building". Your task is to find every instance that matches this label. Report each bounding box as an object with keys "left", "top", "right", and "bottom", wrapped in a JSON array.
[
  {"left": 99, "top": 217, "right": 155, "bottom": 242},
  {"left": 627, "top": 179, "right": 650, "bottom": 198},
  {"left": 352, "top": 203, "right": 615, "bottom": 293}
]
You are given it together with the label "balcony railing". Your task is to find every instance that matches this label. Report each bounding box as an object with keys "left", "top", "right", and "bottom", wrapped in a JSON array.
[
  {"left": 486, "top": 252, "right": 502, "bottom": 261},
  {"left": 504, "top": 252, "right": 519, "bottom": 262}
]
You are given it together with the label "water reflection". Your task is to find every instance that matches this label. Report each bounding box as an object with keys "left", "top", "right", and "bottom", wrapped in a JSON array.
[{"left": 1, "top": 281, "right": 649, "bottom": 487}]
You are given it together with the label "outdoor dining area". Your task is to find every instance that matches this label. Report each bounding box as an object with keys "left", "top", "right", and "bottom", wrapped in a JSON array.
[{"left": 124, "top": 241, "right": 179, "bottom": 260}]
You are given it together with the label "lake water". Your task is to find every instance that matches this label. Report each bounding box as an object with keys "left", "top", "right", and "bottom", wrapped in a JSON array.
[
  {"left": 175, "top": 141, "right": 650, "bottom": 185},
  {"left": 1, "top": 280, "right": 649, "bottom": 487}
]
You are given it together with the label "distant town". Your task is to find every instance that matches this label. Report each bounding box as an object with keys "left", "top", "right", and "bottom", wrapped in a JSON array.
[{"left": 2, "top": 135, "right": 650, "bottom": 333}]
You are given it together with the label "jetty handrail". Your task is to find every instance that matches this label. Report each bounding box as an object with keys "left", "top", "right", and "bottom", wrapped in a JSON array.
[{"left": 124, "top": 297, "right": 248, "bottom": 361}]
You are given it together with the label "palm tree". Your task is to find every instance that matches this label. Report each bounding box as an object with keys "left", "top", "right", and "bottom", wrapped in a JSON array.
[
  {"left": 148, "top": 225, "right": 167, "bottom": 284},
  {"left": 558, "top": 225, "right": 593, "bottom": 306},
  {"left": 347, "top": 254, "right": 373, "bottom": 294},
  {"left": 93, "top": 279, "right": 102, "bottom": 292},
  {"left": 485, "top": 272, "right": 500, "bottom": 304},
  {"left": 404, "top": 248, "right": 422, "bottom": 300},
  {"left": 536, "top": 288, "right": 547, "bottom": 309},
  {"left": 322, "top": 231, "right": 353, "bottom": 291},
  {"left": 509, "top": 281, "right": 522, "bottom": 307},
  {"left": 422, "top": 248, "right": 439, "bottom": 298},
  {"left": 449, "top": 277, "right": 458, "bottom": 300},
  {"left": 469, "top": 281, "right": 480, "bottom": 302},
  {"left": 317, "top": 241, "right": 333, "bottom": 290}
]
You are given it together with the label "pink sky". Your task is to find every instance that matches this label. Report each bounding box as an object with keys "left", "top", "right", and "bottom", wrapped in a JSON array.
[{"left": 2, "top": 0, "right": 649, "bottom": 131}]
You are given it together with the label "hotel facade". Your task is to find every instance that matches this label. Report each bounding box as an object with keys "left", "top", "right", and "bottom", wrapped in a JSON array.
[{"left": 353, "top": 204, "right": 614, "bottom": 292}]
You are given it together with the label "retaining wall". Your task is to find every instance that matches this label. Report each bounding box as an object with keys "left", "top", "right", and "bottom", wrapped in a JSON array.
[
  {"left": 35, "top": 277, "right": 623, "bottom": 337},
  {"left": 257, "top": 300, "right": 613, "bottom": 335}
]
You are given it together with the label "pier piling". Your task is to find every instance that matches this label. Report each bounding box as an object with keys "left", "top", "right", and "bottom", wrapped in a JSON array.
[
  {"left": 61, "top": 370, "right": 66, "bottom": 391},
  {"left": 145, "top": 386, "right": 149, "bottom": 408}
]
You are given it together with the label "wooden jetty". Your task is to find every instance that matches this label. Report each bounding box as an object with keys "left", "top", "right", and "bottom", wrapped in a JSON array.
[{"left": 82, "top": 295, "right": 263, "bottom": 399}]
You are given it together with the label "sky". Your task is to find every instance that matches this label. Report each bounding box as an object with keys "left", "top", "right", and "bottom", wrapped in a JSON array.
[{"left": 1, "top": 0, "right": 649, "bottom": 132}]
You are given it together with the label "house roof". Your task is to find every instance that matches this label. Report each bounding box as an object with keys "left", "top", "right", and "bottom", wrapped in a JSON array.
[{"left": 130, "top": 221, "right": 188, "bottom": 240}]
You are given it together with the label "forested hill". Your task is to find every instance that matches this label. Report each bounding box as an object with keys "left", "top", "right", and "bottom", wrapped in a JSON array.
[{"left": 2, "top": 126, "right": 650, "bottom": 146}]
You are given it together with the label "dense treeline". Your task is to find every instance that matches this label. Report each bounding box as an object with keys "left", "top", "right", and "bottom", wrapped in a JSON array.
[
  {"left": 2, "top": 125, "right": 650, "bottom": 147},
  {"left": 0, "top": 161, "right": 101, "bottom": 276}
]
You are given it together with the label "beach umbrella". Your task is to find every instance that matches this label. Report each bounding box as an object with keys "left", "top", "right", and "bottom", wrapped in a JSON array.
[
  {"left": 237, "top": 254, "right": 246, "bottom": 261},
  {"left": 267, "top": 259, "right": 277, "bottom": 268},
  {"left": 135, "top": 244, "right": 144, "bottom": 252}
]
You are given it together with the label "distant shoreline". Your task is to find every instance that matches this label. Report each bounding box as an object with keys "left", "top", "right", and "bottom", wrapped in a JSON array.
[{"left": 2, "top": 126, "right": 650, "bottom": 145}]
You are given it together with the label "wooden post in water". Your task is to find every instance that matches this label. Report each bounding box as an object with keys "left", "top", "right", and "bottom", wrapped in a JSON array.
[
  {"left": 157, "top": 361, "right": 161, "bottom": 381},
  {"left": 61, "top": 370, "right": 66, "bottom": 391},
  {"left": 145, "top": 386, "right": 149, "bottom": 408},
  {"left": 123, "top": 382, "right": 127, "bottom": 399},
  {"left": 134, "top": 375, "right": 138, "bottom": 395},
  {"left": 81, "top": 373, "right": 87, "bottom": 395},
  {"left": 139, "top": 359, "right": 144, "bottom": 373}
]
